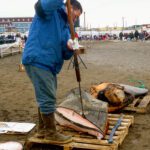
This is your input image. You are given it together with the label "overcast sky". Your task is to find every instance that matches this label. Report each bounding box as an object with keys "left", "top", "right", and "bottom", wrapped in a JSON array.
[{"left": 0, "top": 0, "right": 150, "bottom": 28}]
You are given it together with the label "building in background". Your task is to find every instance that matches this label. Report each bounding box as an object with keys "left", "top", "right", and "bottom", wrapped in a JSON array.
[{"left": 0, "top": 17, "right": 32, "bottom": 33}]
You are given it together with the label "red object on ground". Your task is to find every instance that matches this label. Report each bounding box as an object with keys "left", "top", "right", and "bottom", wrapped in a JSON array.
[{"left": 75, "top": 32, "right": 79, "bottom": 38}]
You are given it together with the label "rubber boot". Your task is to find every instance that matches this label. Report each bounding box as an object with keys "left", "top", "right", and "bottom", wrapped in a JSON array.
[
  {"left": 41, "top": 112, "right": 72, "bottom": 144},
  {"left": 34, "top": 108, "right": 45, "bottom": 138}
]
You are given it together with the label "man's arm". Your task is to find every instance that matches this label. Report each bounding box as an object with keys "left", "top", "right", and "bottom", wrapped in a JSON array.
[
  {"left": 62, "top": 29, "right": 74, "bottom": 60},
  {"left": 35, "top": 0, "right": 64, "bottom": 18}
]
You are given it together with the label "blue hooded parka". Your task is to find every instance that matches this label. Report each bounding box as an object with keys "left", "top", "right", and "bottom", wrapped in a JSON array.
[{"left": 22, "top": 0, "right": 73, "bottom": 75}]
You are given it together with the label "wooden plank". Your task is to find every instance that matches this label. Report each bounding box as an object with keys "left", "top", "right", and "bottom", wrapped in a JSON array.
[
  {"left": 108, "top": 118, "right": 132, "bottom": 123},
  {"left": 107, "top": 130, "right": 125, "bottom": 136},
  {"left": 138, "top": 95, "right": 150, "bottom": 108},
  {"left": 118, "top": 132, "right": 127, "bottom": 145},
  {"left": 108, "top": 114, "right": 134, "bottom": 120},
  {"left": 73, "top": 137, "right": 112, "bottom": 145},
  {"left": 27, "top": 137, "right": 71, "bottom": 146},
  {"left": 104, "top": 135, "right": 120, "bottom": 141},
  {"left": 109, "top": 126, "right": 127, "bottom": 131},
  {"left": 109, "top": 121, "right": 130, "bottom": 127},
  {"left": 71, "top": 142, "right": 117, "bottom": 150},
  {"left": 108, "top": 119, "right": 132, "bottom": 127},
  {"left": 128, "top": 98, "right": 140, "bottom": 107},
  {"left": 123, "top": 106, "right": 146, "bottom": 113},
  {"left": 26, "top": 137, "right": 116, "bottom": 150}
]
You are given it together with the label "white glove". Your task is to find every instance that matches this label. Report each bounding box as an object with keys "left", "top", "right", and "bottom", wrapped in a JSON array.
[{"left": 67, "top": 38, "right": 79, "bottom": 50}]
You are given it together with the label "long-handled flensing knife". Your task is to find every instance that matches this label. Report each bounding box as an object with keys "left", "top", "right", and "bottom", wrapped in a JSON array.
[{"left": 66, "top": 0, "right": 85, "bottom": 118}]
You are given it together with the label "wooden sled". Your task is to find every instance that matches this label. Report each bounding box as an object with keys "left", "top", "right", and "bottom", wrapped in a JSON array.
[
  {"left": 24, "top": 114, "right": 134, "bottom": 150},
  {"left": 123, "top": 94, "right": 150, "bottom": 113}
]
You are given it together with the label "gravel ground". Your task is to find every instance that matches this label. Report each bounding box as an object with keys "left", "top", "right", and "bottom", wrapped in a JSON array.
[{"left": 0, "top": 40, "right": 150, "bottom": 150}]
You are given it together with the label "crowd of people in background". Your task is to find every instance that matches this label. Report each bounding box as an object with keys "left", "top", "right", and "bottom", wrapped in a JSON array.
[
  {"left": 1, "top": 30, "right": 150, "bottom": 44},
  {"left": 0, "top": 33, "right": 27, "bottom": 45},
  {"left": 78, "top": 34, "right": 118, "bottom": 41},
  {"left": 78, "top": 30, "right": 150, "bottom": 41},
  {"left": 119, "top": 30, "right": 150, "bottom": 41}
]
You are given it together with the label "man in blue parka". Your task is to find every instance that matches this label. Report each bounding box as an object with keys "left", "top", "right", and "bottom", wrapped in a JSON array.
[{"left": 22, "top": 0, "right": 82, "bottom": 143}]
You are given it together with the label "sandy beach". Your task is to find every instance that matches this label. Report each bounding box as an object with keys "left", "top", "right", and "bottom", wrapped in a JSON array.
[{"left": 0, "top": 40, "right": 150, "bottom": 150}]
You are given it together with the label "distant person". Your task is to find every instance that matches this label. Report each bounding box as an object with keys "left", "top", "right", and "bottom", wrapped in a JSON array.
[
  {"left": 123, "top": 33, "right": 128, "bottom": 40},
  {"left": 129, "top": 32, "right": 134, "bottom": 41},
  {"left": 134, "top": 30, "right": 139, "bottom": 41},
  {"left": 119, "top": 32, "right": 123, "bottom": 40},
  {"left": 145, "top": 32, "right": 150, "bottom": 40},
  {"left": 23, "top": 35, "right": 27, "bottom": 43},
  {"left": 139, "top": 31, "right": 145, "bottom": 41}
]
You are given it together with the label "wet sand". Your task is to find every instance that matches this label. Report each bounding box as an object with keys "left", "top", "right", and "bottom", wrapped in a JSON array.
[{"left": 0, "top": 40, "right": 150, "bottom": 150}]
